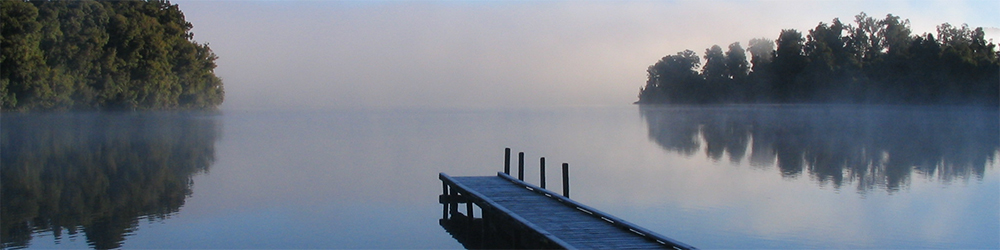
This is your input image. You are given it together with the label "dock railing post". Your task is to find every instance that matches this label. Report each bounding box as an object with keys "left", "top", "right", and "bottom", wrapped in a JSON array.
[
  {"left": 504, "top": 148, "right": 511, "bottom": 175},
  {"left": 518, "top": 152, "right": 524, "bottom": 181},
  {"left": 562, "top": 163, "right": 570, "bottom": 198},
  {"left": 540, "top": 157, "right": 546, "bottom": 189}
]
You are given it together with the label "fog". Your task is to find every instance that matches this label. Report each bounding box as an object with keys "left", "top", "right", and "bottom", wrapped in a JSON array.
[{"left": 172, "top": 0, "right": 999, "bottom": 111}]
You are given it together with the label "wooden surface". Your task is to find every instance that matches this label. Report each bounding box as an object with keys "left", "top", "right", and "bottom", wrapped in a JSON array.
[{"left": 447, "top": 174, "right": 691, "bottom": 249}]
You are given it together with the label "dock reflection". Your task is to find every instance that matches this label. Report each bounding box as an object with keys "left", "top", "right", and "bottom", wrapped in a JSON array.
[{"left": 440, "top": 215, "right": 515, "bottom": 249}]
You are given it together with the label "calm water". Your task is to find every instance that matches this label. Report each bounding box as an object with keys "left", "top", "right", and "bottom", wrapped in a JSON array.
[{"left": 2, "top": 105, "right": 998, "bottom": 249}]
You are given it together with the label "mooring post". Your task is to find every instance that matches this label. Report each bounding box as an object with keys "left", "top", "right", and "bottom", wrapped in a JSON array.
[
  {"left": 518, "top": 152, "right": 524, "bottom": 181},
  {"left": 540, "top": 157, "right": 546, "bottom": 189},
  {"left": 504, "top": 148, "right": 511, "bottom": 175},
  {"left": 562, "top": 163, "right": 570, "bottom": 198}
]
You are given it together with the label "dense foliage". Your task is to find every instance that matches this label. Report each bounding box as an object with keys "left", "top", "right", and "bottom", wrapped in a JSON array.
[
  {"left": 1, "top": 0, "right": 223, "bottom": 111},
  {"left": 637, "top": 13, "right": 999, "bottom": 105}
]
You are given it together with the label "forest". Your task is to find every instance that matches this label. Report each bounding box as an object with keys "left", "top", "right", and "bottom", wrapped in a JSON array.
[
  {"left": 1, "top": 0, "right": 223, "bottom": 111},
  {"left": 636, "top": 13, "right": 999, "bottom": 105}
]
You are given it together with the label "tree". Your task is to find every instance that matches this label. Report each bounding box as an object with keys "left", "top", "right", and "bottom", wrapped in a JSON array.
[
  {"left": 0, "top": 0, "right": 223, "bottom": 111},
  {"left": 937, "top": 23, "right": 971, "bottom": 46},
  {"left": 639, "top": 50, "right": 703, "bottom": 104},
  {"left": 880, "top": 14, "right": 912, "bottom": 57},
  {"left": 1, "top": 1, "right": 51, "bottom": 110},
  {"left": 703, "top": 45, "right": 728, "bottom": 82},
  {"left": 852, "top": 12, "right": 884, "bottom": 64},
  {"left": 747, "top": 37, "right": 774, "bottom": 73},
  {"left": 772, "top": 29, "right": 807, "bottom": 101},
  {"left": 726, "top": 42, "right": 749, "bottom": 82},
  {"left": 746, "top": 38, "right": 775, "bottom": 102},
  {"left": 800, "top": 18, "right": 868, "bottom": 102},
  {"left": 805, "top": 19, "right": 853, "bottom": 71},
  {"left": 636, "top": 12, "right": 998, "bottom": 106}
]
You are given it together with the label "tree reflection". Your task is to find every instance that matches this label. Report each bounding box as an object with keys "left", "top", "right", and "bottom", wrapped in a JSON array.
[
  {"left": 1, "top": 112, "right": 219, "bottom": 249},
  {"left": 641, "top": 105, "right": 998, "bottom": 192}
]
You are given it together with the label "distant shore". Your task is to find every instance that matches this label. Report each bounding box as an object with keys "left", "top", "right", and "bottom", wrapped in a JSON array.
[{"left": 637, "top": 12, "right": 999, "bottom": 106}]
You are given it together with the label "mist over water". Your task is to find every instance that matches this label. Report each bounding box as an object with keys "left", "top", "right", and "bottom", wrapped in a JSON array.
[
  {"left": 172, "top": 0, "right": 1000, "bottom": 111},
  {"left": 4, "top": 0, "right": 999, "bottom": 248},
  {"left": 640, "top": 105, "right": 999, "bottom": 192},
  {"left": 1, "top": 112, "right": 220, "bottom": 249},
  {"left": 1, "top": 105, "right": 997, "bottom": 249}
]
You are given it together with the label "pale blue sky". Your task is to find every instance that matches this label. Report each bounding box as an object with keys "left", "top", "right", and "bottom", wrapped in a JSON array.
[{"left": 172, "top": 0, "right": 1000, "bottom": 110}]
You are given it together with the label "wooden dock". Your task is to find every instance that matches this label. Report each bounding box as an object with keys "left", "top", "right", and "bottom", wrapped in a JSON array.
[{"left": 439, "top": 149, "right": 695, "bottom": 249}]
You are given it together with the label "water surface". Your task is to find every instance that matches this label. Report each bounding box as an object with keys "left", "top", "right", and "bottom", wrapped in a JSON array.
[{"left": 2, "top": 105, "right": 997, "bottom": 249}]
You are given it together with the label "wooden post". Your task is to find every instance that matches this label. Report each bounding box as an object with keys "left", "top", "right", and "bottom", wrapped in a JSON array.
[
  {"left": 449, "top": 188, "right": 459, "bottom": 218},
  {"left": 518, "top": 152, "right": 524, "bottom": 181},
  {"left": 540, "top": 157, "right": 546, "bottom": 189},
  {"left": 467, "top": 201, "right": 474, "bottom": 223},
  {"left": 442, "top": 182, "right": 448, "bottom": 219},
  {"left": 504, "top": 148, "right": 511, "bottom": 174},
  {"left": 562, "top": 163, "right": 570, "bottom": 198},
  {"left": 480, "top": 209, "right": 488, "bottom": 244}
]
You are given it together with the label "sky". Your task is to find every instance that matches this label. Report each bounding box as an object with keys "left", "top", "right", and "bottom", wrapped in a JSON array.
[{"left": 171, "top": 0, "right": 1000, "bottom": 111}]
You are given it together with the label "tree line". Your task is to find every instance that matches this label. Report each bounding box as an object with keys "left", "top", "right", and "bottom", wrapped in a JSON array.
[
  {"left": 637, "top": 13, "right": 999, "bottom": 105},
  {"left": 1, "top": 0, "right": 223, "bottom": 111}
]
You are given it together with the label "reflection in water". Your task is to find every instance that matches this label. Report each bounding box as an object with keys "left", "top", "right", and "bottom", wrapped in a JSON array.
[
  {"left": 641, "top": 105, "right": 999, "bottom": 192},
  {"left": 439, "top": 215, "right": 514, "bottom": 249},
  {"left": 1, "top": 112, "right": 219, "bottom": 249}
]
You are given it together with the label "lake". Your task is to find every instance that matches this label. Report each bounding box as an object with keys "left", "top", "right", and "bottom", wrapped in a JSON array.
[{"left": 2, "top": 105, "right": 997, "bottom": 249}]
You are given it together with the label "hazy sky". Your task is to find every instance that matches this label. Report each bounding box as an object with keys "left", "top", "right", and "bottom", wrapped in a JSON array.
[{"left": 172, "top": 0, "right": 1000, "bottom": 111}]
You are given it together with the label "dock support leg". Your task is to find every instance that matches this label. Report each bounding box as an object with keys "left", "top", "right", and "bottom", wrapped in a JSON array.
[
  {"left": 449, "top": 188, "right": 459, "bottom": 218},
  {"left": 467, "top": 201, "right": 474, "bottom": 224},
  {"left": 480, "top": 209, "right": 489, "bottom": 244},
  {"left": 442, "top": 183, "right": 449, "bottom": 219}
]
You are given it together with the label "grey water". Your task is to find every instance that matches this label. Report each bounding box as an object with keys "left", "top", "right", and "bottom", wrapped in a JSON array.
[{"left": 2, "top": 105, "right": 997, "bottom": 249}]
